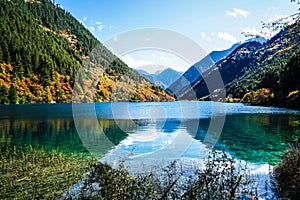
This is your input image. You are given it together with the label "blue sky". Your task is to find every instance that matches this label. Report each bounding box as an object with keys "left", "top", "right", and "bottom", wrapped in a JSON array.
[{"left": 56, "top": 0, "right": 298, "bottom": 72}]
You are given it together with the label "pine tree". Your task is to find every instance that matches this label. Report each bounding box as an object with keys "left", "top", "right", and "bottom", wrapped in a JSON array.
[
  {"left": 9, "top": 84, "right": 18, "bottom": 104},
  {"left": 0, "top": 85, "right": 9, "bottom": 103},
  {"left": 0, "top": 47, "right": 3, "bottom": 63}
]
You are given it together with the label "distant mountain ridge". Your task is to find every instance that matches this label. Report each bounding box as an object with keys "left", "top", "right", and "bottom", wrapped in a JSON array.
[
  {"left": 244, "top": 37, "right": 267, "bottom": 44},
  {"left": 137, "top": 68, "right": 182, "bottom": 89},
  {"left": 209, "top": 42, "right": 242, "bottom": 63},
  {"left": 168, "top": 42, "right": 241, "bottom": 96}
]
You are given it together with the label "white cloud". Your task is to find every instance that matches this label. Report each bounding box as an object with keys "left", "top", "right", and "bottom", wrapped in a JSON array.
[
  {"left": 95, "top": 21, "right": 105, "bottom": 32},
  {"left": 201, "top": 32, "right": 206, "bottom": 39},
  {"left": 88, "top": 26, "right": 95, "bottom": 33},
  {"left": 226, "top": 8, "right": 250, "bottom": 18},
  {"left": 150, "top": 52, "right": 178, "bottom": 63},
  {"left": 120, "top": 54, "right": 155, "bottom": 69},
  {"left": 121, "top": 50, "right": 190, "bottom": 73},
  {"left": 159, "top": 53, "right": 175, "bottom": 62},
  {"left": 217, "top": 32, "right": 237, "bottom": 43},
  {"left": 84, "top": 20, "right": 110, "bottom": 33},
  {"left": 201, "top": 32, "right": 212, "bottom": 40}
]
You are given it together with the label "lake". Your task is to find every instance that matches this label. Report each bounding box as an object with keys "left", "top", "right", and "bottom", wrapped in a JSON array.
[{"left": 1, "top": 102, "right": 300, "bottom": 169}]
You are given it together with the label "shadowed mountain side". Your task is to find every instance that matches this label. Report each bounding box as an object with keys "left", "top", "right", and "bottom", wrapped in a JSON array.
[
  {"left": 171, "top": 41, "right": 263, "bottom": 100},
  {"left": 168, "top": 43, "right": 241, "bottom": 96}
]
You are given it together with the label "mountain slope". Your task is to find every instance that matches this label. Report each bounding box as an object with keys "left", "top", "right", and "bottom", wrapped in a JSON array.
[
  {"left": 168, "top": 43, "right": 240, "bottom": 95},
  {"left": 226, "top": 20, "right": 300, "bottom": 108},
  {"left": 171, "top": 41, "right": 263, "bottom": 100},
  {"left": 173, "top": 18, "right": 299, "bottom": 108},
  {"left": 137, "top": 68, "right": 182, "bottom": 89},
  {"left": 209, "top": 43, "right": 242, "bottom": 63},
  {"left": 0, "top": 0, "right": 174, "bottom": 104}
]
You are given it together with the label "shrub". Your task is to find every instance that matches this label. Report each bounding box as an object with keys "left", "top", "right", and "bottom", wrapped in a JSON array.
[
  {"left": 241, "top": 88, "right": 274, "bottom": 106},
  {"left": 181, "top": 152, "right": 254, "bottom": 199},
  {"left": 66, "top": 151, "right": 257, "bottom": 199},
  {"left": 272, "top": 139, "right": 300, "bottom": 200}
]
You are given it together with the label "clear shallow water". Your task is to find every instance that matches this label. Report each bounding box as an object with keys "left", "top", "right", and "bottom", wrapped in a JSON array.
[{"left": 1, "top": 102, "right": 300, "bottom": 166}]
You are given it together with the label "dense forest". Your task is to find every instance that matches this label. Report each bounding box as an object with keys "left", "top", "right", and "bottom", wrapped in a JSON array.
[
  {"left": 172, "top": 14, "right": 299, "bottom": 108},
  {"left": 0, "top": 0, "right": 174, "bottom": 104}
]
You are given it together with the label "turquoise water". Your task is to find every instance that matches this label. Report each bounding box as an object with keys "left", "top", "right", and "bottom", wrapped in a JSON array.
[{"left": 0, "top": 102, "right": 300, "bottom": 165}]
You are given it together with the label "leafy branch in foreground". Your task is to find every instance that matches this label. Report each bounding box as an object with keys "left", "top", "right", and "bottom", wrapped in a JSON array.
[
  {"left": 64, "top": 151, "right": 259, "bottom": 200},
  {"left": 181, "top": 152, "right": 254, "bottom": 200}
]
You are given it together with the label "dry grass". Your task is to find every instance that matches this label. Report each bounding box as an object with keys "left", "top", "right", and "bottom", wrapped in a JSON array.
[{"left": 0, "top": 146, "right": 95, "bottom": 199}]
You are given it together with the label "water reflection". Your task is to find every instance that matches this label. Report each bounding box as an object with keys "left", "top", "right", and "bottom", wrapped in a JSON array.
[
  {"left": 192, "top": 114, "right": 300, "bottom": 164},
  {"left": 1, "top": 104, "right": 300, "bottom": 165},
  {"left": 161, "top": 119, "right": 181, "bottom": 133},
  {"left": 0, "top": 118, "right": 130, "bottom": 155},
  {"left": 0, "top": 118, "right": 83, "bottom": 152}
]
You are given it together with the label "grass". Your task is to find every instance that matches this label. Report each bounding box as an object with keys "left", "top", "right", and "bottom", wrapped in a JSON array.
[{"left": 0, "top": 145, "right": 96, "bottom": 200}]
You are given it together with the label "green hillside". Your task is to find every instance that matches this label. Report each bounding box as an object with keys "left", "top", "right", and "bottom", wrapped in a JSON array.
[
  {"left": 0, "top": 0, "right": 174, "bottom": 104},
  {"left": 226, "top": 19, "right": 300, "bottom": 108}
]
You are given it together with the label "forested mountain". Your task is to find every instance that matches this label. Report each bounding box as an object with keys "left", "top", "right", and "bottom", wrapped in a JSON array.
[
  {"left": 226, "top": 20, "right": 300, "bottom": 108},
  {"left": 173, "top": 17, "right": 299, "bottom": 108},
  {"left": 0, "top": 0, "right": 174, "bottom": 104}
]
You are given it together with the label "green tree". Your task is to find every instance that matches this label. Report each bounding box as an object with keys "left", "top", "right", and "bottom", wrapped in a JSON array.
[
  {"left": 0, "top": 85, "right": 9, "bottom": 103},
  {"left": 9, "top": 84, "right": 18, "bottom": 104},
  {"left": 0, "top": 47, "right": 3, "bottom": 63}
]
